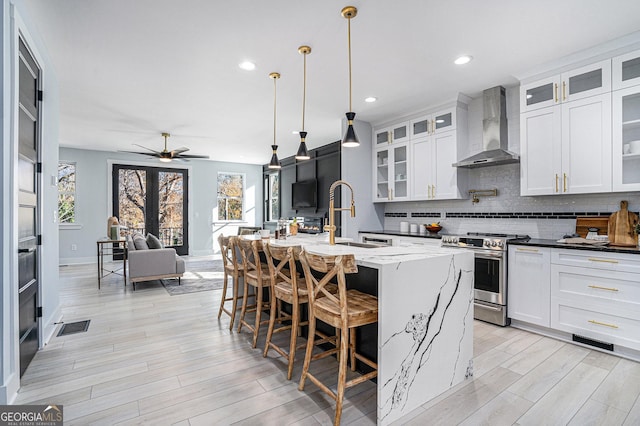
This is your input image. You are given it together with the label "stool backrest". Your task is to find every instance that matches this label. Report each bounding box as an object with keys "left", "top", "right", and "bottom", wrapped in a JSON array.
[
  {"left": 264, "top": 244, "right": 301, "bottom": 295},
  {"left": 218, "top": 235, "right": 241, "bottom": 273},
  {"left": 298, "top": 251, "right": 358, "bottom": 315},
  {"left": 237, "top": 237, "right": 263, "bottom": 283}
]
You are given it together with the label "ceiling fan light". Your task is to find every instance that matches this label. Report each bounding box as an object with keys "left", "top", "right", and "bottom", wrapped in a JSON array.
[
  {"left": 269, "top": 145, "right": 281, "bottom": 169},
  {"left": 159, "top": 157, "right": 172, "bottom": 163},
  {"left": 342, "top": 112, "right": 360, "bottom": 147},
  {"left": 295, "top": 131, "right": 310, "bottom": 160}
]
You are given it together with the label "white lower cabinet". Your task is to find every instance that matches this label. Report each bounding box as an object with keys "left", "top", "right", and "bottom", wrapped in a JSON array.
[
  {"left": 508, "top": 246, "right": 551, "bottom": 327},
  {"left": 510, "top": 245, "right": 640, "bottom": 356},
  {"left": 550, "top": 249, "right": 640, "bottom": 351}
]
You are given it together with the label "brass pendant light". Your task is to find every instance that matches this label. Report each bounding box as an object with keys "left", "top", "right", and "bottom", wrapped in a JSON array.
[
  {"left": 295, "top": 45, "right": 311, "bottom": 160},
  {"left": 341, "top": 5, "right": 359, "bottom": 147},
  {"left": 268, "top": 72, "right": 282, "bottom": 169}
]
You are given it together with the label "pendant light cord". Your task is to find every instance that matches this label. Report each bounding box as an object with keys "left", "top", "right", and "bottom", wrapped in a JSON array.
[
  {"left": 347, "top": 16, "right": 352, "bottom": 112},
  {"left": 273, "top": 75, "right": 277, "bottom": 146},
  {"left": 302, "top": 51, "right": 307, "bottom": 131}
]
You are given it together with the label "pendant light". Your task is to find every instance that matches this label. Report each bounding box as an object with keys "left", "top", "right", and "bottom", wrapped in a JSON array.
[
  {"left": 268, "top": 72, "right": 282, "bottom": 169},
  {"left": 295, "top": 45, "right": 311, "bottom": 160},
  {"left": 341, "top": 5, "right": 359, "bottom": 148}
]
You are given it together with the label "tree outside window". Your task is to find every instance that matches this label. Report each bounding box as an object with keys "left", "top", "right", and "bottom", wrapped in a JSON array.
[
  {"left": 217, "top": 172, "right": 244, "bottom": 221},
  {"left": 58, "top": 162, "right": 76, "bottom": 223}
]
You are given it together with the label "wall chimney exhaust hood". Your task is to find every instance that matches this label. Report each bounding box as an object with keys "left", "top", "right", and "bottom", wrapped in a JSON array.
[{"left": 453, "top": 86, "right": 519, "bottom": 168}]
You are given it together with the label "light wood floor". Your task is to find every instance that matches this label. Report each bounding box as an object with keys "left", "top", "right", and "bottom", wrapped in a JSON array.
[{"left": 14, "top": 260, "right": 640, "bottom": 425}]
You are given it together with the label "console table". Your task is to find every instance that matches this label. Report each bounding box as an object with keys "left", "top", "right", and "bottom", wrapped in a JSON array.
[{"left": 96, "top": 239, "right": 127, "bottom": 289}]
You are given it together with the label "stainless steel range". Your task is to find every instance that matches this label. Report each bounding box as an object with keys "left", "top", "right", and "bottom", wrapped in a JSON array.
[{"left": 441, "top": 232, "right": 530, "bottom": 326}]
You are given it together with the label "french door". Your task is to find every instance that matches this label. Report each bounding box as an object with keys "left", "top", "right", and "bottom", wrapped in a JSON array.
[
  {"left": 17, "top": 38, "right": 41, "bottom": 377},
  {"left": 112, "top": 164, "right": 189, "bottom": 255}
]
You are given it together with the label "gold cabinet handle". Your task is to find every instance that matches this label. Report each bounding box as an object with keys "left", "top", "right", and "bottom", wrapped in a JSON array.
[
  {"left": 390, "top": 188, "right": 393, "bottom": 200},
  {"left": 562, "top": 81, "right": 567, "bottom": 101},
  {"left": 587, "top": 257, "right": 619, "bottom": 264},
  {"left": 427, "top": 185, "right": 431, "bottom": 199},
  {"left": 516, "top": 247, "right": 539, "bottom": 253},
  {"left": 554, "top": 83, "right": 559, "bottom": 103},
  {"left": 388, "top": 187, "right": 391, "bottom": 200},
  {"left": 563, "top": 173, "right": 567, "bottom": 192},
  {"left": 588, "top": 319, "right": 618, "bottom": 329},
  {"left": 588, "top": 284, "right": 619, "bottom": 292},
  {"left": 388, "top": 131, "right": 392, "bottom": 144},
  {"left": 432, "top": 185, "right": 436, "bottom": 198},
  {"left": 555, "top": 174, "right": 559, "bottom": 192}
]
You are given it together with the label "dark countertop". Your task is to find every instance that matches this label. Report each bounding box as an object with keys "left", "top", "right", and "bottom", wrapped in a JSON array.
[
  {"left": 509, "top": 238, "right": 640, "bottom": 255},
  {"left": 359, "top": 230, "right": 442, "bottom": 239}
]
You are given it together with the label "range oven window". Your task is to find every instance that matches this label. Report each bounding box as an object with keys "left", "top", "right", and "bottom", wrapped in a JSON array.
[{"left": 474, "top": 256, "right": 501, "bottom": 293}]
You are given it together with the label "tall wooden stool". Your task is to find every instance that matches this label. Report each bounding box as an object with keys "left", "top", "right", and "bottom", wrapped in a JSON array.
[
  {"left": 298, "top": 251, "right": 378, "bottom": 426},
  {"left": 217, "top": 235, "right": 244, "bottom": 330},
  {"left": 237, "top": 238, "right": 272, "bottom": 348}
]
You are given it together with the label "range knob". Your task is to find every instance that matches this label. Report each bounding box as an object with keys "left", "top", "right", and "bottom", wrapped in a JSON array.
[
  {"left": 495, "top": 240, "right": 504, "bottom": 247},
  {"left": 491, "top": 241, "right": 498, "bottom": 247},
  {"left": 484, "top": 240, "right": 491, "bottom": 247}
]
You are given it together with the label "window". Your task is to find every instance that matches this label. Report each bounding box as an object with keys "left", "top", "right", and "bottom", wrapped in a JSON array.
[
  {"left": 266, "top": 173, "right": 279, "bottom": 221},
  {"left": 217, "top": 172, "right": 244, "bottom": 221},
  {"left": 58, "top": 162, "right": 76, "bottom": 223}
]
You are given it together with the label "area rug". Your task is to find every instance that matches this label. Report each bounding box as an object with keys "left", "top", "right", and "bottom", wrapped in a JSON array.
[{"left": 161, "top": 258, "right": 226, "bottom": 296}]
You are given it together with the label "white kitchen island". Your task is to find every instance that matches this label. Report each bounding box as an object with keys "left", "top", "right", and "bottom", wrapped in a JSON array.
[{"left": 271, "top": 235, "right": 475, "bottom": 425}]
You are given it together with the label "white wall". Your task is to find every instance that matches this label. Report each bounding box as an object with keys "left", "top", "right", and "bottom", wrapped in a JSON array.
[
  {"left": 59, "top": 147, "right": 263, "bottom": 263},
  {"left": 1, "top": 0, "right": 60, "bottom": 404}
]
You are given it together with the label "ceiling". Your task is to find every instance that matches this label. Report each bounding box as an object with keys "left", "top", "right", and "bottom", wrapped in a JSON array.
[{"left": 23, "top": 0, "right": 640, "bottom": 165}]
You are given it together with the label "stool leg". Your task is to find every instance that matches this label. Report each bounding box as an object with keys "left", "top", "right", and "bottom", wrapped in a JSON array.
[
  {"left": 237, "top": 277, "right": 249, "bottom": 333},
  {"left": 252, "top": 284, "right": 263, "bottom": 348},
  {"left": 334, "top": 325, "right": 349, "bottom": 426},
  {"left": 287, "top": 300, "right": 300, "bottom": 380},
  {"left": 350, "top": 327, "right": 357, "bottom": 372},
  {"left": 229, "top": 274, "right": 240, "bottom": 331},
  {"left": 217, "top": 270, "right": 229, "bottom": 319},
  {"left": 298, "top": 315, "right": 316, "bottom": 391},
  {"left": 263, "top": 291, "right": 278, "bottom": 358}
]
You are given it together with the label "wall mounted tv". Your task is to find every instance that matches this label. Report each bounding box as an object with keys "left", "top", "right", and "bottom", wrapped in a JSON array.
[{"left": 292, "top": 179, "right": 318, "bottom": 209}]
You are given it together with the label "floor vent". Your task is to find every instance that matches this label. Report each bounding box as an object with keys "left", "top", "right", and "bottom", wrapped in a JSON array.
[
  {"left": 57, "top": 320, "right": 90, "bottom": 337},
  {"left": 572, "top": 334, "right": 614, "bottom": 351}
]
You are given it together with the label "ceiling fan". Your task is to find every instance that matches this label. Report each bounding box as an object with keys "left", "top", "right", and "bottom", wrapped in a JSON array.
[{"left": 122, "top": 132, "right": 210, "bottom": 162}]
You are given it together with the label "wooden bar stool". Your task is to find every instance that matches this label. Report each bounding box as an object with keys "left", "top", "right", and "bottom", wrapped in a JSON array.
[
  {"left": 298, "top": 251, "right": 378, "bottom": 426},
  {"left": 237, "top": 238, "right": 272, "bottom": 348},
  {"left": 217, "top": 235, "right": 244, "bottom": 330},
  {"left": 262, "top": 244, "right": 305, "bottom": 380}
]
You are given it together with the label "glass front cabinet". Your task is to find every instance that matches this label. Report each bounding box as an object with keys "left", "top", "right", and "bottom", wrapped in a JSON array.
[
  {"left": 374, "top": 143, "right": 410, "bottom": 202},
  {"left": 613, "top": 49, "right": 640, "bottom": 191}
]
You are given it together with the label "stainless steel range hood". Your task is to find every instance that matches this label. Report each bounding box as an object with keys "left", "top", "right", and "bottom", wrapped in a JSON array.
[{"left": 453, "top": 86, "right": 519, "bottom": 168}]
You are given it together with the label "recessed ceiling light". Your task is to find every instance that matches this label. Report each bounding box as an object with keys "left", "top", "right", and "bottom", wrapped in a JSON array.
[
  {"left": 239, "top": 61, "right": 256, "bottom": 71},
  {"left": 365, "top": 97, "right": 377, "bottom": 103},
  {"left": 454, "top": 55, "right": 473, "bottom": 65}
]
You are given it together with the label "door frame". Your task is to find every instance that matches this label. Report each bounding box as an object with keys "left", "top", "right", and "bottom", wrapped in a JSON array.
[{"left": 107, "top": 159, "right": 193, "bottom": 255}]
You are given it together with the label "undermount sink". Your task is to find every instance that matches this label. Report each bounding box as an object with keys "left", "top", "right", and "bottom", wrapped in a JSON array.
[{"left": 335, "top": 241, "right": 382, "bottom": 248}]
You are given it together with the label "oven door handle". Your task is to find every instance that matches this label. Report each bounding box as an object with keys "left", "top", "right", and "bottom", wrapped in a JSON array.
[
  {"left": 474, "top": 302, "right": 503, "bottom": 312},
  {"left": 474, "top": 252, "right": 504, "bottom": 260}
]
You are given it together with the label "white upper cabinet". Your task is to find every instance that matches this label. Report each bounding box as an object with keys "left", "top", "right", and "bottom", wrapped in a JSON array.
[
  {"left": 520, "top": 60, "right": 611, "bottom": 113},
  {"left": 520, "top": 59, "right": 612, "bottom": 195},
  {"left": 373, "top": 99, "right": 468, "bottom": 202},
  {"left": 613, "top": 49, "right": 640, "bottom": 91},
  {"left": 613, "top": 85, "right": 640, "bottom": 191},
  {"left": 410, "top": 107, "right": 457, "bottom": 138},
  {"left": 374, "top": 142, "right": 410, "bottom": 202},
  {"left": 374, "top": 121, "right": 410, "bottom": 146}
]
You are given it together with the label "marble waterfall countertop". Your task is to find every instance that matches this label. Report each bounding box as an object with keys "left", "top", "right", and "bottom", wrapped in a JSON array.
[{"left": 269, "top": 233, "right": 475, "bottom": 425}]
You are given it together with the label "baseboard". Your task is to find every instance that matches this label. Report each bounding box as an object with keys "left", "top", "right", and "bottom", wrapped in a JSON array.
[
  {"left": 0, "top": 371, "right": 20, "bottom": 404},
  {"left": 59, "top": 256, "right": 95, "bottom": 265},
  {"left": 42, "top": 305, "right": 63, "bottom": 347}
]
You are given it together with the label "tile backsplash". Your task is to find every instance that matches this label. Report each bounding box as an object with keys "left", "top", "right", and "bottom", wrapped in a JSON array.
[{"left": 384, "top": 164, "right": 640, "bottom": 239}]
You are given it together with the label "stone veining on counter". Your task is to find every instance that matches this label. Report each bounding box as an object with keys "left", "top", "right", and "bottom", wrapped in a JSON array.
[{"left": 379, "top": 255, "right": 474, "bottom": 422}]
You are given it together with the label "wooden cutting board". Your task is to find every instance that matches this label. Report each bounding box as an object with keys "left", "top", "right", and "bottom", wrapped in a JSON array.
[
  {"left": 608, "top": 200, "right": 639, "bottom": 246},
  {"left": 575, "top": 216, "right": 609, "bottom": 238}
]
